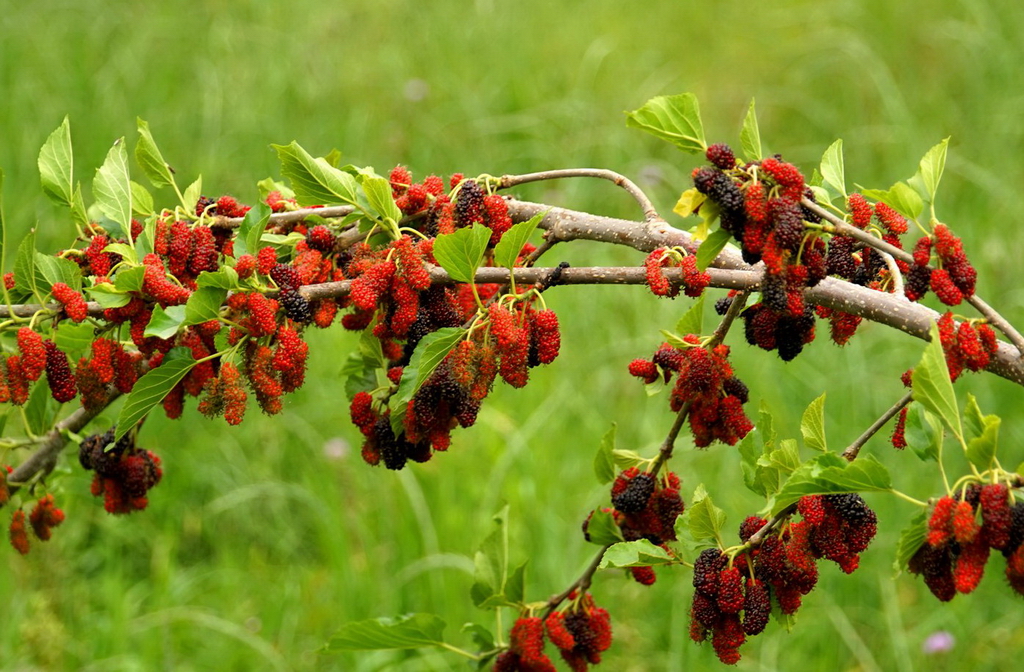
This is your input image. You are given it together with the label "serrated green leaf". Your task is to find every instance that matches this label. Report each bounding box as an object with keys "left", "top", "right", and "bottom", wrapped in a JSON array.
[
  {"left": 688, "top": 485, "right": 726, "bottom": 544},
  {"left": 135, "top": 118, "right": 176, "bottom": 188},
  {"left": 820, "top": 139, "right": 846, "bottom": 198},
  {"left": 759, "top": 400, "right": 777, "bottom": 449},
  {"left": 256, "top": 177, "right": 295, "bottom": 202},
  {"left": 740, "top": 99, "right": 762, "bottom": 162},
  {"left": 38, "top": 116, "right": 74, "bottom": 207},
  {"left": 183, "top": 175, "right": 203, "bottom": 214},
  {"left": 586, "top": 508, "right": 625, "bottom": 546},
  {"left": 770, "top": 453, "right": 892, "bottom": 516},
  {"left": 70, "top": 183, "right": 89, "bottom": 229},
  {"left": 964, "top": 393, "right": 985, "bottom": 441},
  {"left": 675, "top": 294, "right": 705, "bottom": 337},
  {"left": 92, "top": 139, "right": 132, "bottom": 234},
  {"left": 359, "top": 325, "right": 387, "bottom": 369},
  {"left": 85, "top": 283, "right": 131, "bottom": 308},
  {"left": 659, "top": 330, "right": 688, "bottom": 349},
  {"left": 462, "top": 623, "right": 495, "bottom": 652},
  {"left": 362, "top": 175, "right": 402, "bottom": 228},
  {"left": 966, "top": 414, "right": 999, "bottom": 471},
  {"left": 611, "top": 448, "right": 645, "bottom": 471},
  {"left": 904, "top": 403, "right": 941, "bottom": 462},
  {"left": 762, "top": 438, "right": 801, "bottom": 474},
  {"left": 862, "top": 182, "right": 923, "bottom": 221},
  {"left": 184, "top": 287, "right": 226, "bottom": 325},
  {"left": 893, "top": 510, "right": 928, "bottom": 576},
  {"left": 114, "top": 265, "right": 145, "bottom": 292},
  {"left": 625, "top": 93, "right": 706, "bottom": 154},
  {"left": 233, "top": 201, "right": 272, "bottom": 259},
  {"left": 912, "top": 323, "right": 962, "bottom": 440},
  {"left": 470, "top": 506, "right": 509, "bottom": 608},
  {"left": 695, "top": 227, "right": 731, "bottom": 271},
  {"left": 598, "top": 540, "right": 673, "bottom": 569},
  {"left": 36, "top": 253, "right": 82, "bottom": 293},
  {"left": 808, "top": 185, "right": 832, "bottom": 207},
  {"left": 196, "top": 267, "right": 240, "bottom": 290},
  {"left": 272, "top": 141, "right": 360, "bottom": 207},
  {"left": 433, "top": 225, "right": 490, "bottom": 283},
  {"left": 800, "top": 393, "right": 827, "bottom": 452},
  {"left": 130, "top": 181, "right": 154, "bottom": 216},
  {"left": 53, "top": 321, "right": 95, "bottom": 356},
  {"left": 494, "top": 212, "right": 544, "bottom": 269},
  {"left": 14, "top": 233, "right": 39, "bottom": 300},
  {"left": 919, "top": 137, "right": 950, "bottom": 202},
  {"left": 505, "top": 561, "right": 527, "bottom": 604},
  {"left": 103, "top": 242, "right": 137, "bottom": 266},
  {"left": 673, "top": 188, "right": 706, "bottom": 220},
  {"left": 739, "top": 432, "right": 769, "bottom": 497},
  {"left": 144, "top": 304, "right": 186, "bottom": 339},
  {"left": 594, "top": 424, "right": 617, "bottom": 485},
  {"left": 326, "top": 613, "right": 447, "bottom": 651},
  {"left": 389, "top": 327, "right": 467, "bottom": 434},
  {"left": 24, "top": 380, "right": 59, "bottom": 433},
  {"left": 115, "top": 348, "right": 197, "bottom": 442}
]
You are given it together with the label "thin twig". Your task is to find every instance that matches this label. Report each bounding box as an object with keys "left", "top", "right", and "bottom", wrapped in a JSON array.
[
  {"left": 543, "top": 544, "right": 611, "bottom": 617},
  {"left": 876, "top": 250, "right": 905, "bottom": 297},
  {"left": 500, "top": 169, "right": 662, "bottom": 223},
  {"left": 841, "top": 390, "right": 914, "bottom": 461}
]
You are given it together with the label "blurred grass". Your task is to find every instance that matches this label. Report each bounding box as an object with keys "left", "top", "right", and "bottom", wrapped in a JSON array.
[{"left": 2, "top": 0, "right": 1024, "bottom": 669}]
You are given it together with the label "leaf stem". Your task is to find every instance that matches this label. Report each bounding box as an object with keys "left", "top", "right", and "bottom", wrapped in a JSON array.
[{"left": 841, "top": 390, "right": 913, "bottom": 461}]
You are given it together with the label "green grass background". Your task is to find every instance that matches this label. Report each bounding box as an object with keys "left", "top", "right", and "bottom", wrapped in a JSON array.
[{"left": 2, "top": 0, "right": 1024, "bottom": 669}]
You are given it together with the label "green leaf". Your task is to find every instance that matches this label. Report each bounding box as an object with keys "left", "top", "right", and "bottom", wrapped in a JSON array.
[
  {"left": 593, "top": 424, "right": 617, "bottom": 485},
  {"left": 135, "top": 118, "right": 176, "bottom": 188},
  {"left": 36, "top": 253, "right": 82, "bottom": 293},
  {"left": 256, "top": 177, "right": 295, "bottom": 202},
  {"left": 24, "top": 380, "right": 59, "bottom": 433},
  {"left": 675, "top": 294, "right": 705, "bottom": 337},
  {"left": 893, "top": 510, "right": 928, "bottom": 576},
  {"left": 54, "top": 321, "right": 96, "bottom": 356},
  {"left": 432, "top": 225, "right": 491, "bottom": 283},
  {"left": 770, "top": 453, "right": 892, "bottom": 516},
  {"left": 183, "top": 175, "right": 203, "bottom": 214},
  {"left": 963, "top": 393, "right": 984, "bottom": 441},
  {"left": 92, "top": 139, "right": 132, "bottom": 234},
  {"left": 184, "top": 287, "right": 226, "bottom": 325},
  {"left": 38, "top": 116, "right": 74, "bottom": 207},
  {"left": 144, "top": 304, "right": 186, "bottom": 339},
  {"left": 272, "top": 141, "right": 360, "bottom": 207},
  {"left": 235, "top": 201, "right": 272, "bottom": 258},
  {"left": 611, "top": 448, "right": 645, "bottom": 471},
  {"left": 808, "top": 185, "right": 832, "bottom": 207},
  {"left": 114, "top": 265, "right": 145, "bottom": 292},
  {"left": 505, "top": 561, "right": 527, "bottom": 605},
  {"left": 820, "top": 139, "right": 846, "bottom": 198},
  {"left": 14, "top": 233, "right": 39, "bottom": 300},
  {"left": 918, "top": 137, "right": 950, "bottom": 202},
  {"left": 470, "top": 506, "right": 510, "bottom": 608},
  {"left": 326, "top": 613, "right": 447, "bottom": 651},
  {"left": 359, "top": 326, "right": 387, "bottom": 369},
  {"left": 85, "top": 283, "right": 130, "bottom": 308},
  {"left": 904, "top": 403, "right": 941, "bottom": 462},
  {"left": 688, "top": 485, "right": 726, "bottom": 544},
  {"left": 861, "top": 182, "right": 923, "bottom": 221},
  {"left": 586, "top": 508, "right": 625, "bottom": 546},
  {"left": 196, "top": 267, "right": 240, "bottom": 290},
  {"left": 695, "top": 227, "right": 732, "bottom": 271},
  {"left": 115, "top": 348, "right": 197, "bottom": 442},
  {"left": 388, "top": 327, "right": 466, "bottom": 435},
  {"left": 598, "top": 540, "right": 674, "bottom": 569},
  {"left": 800, "top": 393, "right": 827, "bottom": 452},
  {"left": 494, "top": 212, "right": 544, "bottom": 269},
  {"left": 69, "top": 184, "right": 89, "bottom": 229},
  {"left": 739, "top": 99, "right": 762, "bottom": 162},
  {"left": 130, "top": 181, "right": 154, "bottom": 216},
  {"left": 673, "top": 188, "right": 706, "bottom": 221},
  {"left": 362, "top": 175, "right": 402, "bottom": 227},
  {"left": 912, "top": 323, "right": 962, "bottom": 440},
  {"left": 103, "top": 242, "right": 138, "bottom": 266},
  {"left": 625, "top": 93, "right": 706, "bottom": 154},
  {"left": 761, "top": 438, "right": 801, "bottom": 475},
  {"left": 966, "top": 414, "right": 999, "bottom": 471}
]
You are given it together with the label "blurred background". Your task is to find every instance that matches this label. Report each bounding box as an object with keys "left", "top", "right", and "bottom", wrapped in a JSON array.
[{"left": 2, "top": 0, "right": 1024, "bottom": 669}]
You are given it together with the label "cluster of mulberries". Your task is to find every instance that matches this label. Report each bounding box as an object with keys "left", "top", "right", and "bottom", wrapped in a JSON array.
[
  {"left": 7, "top": 494, "right": 65, "bottom": 555},
  {"left": 51, "top": 282, "right": 89, "bottom": 322},
  {"left": 487, "top": 303, "right": 562, "bottom": 389},
  {"left": 688, "top": 548, "right": 769, "bottom": 665},
  {"left": 795, "top": 494, "right": 879, "bottom": 573},
  {"left": 911, "top": 484, "right": 1023, "bottom": 600},
  {"left": 152, "top": 220, "right": 223, "bottom": 286},
  {"left": 741, "top": 299, "right": 816, "bottom": 362},
  {"left": 934, "top": 312, "right": 998, "bottom": 381},
  {"left": 79, "top": 429, "right": 163, "bottom": 514},
  {"left": 198, "top": 361, "right": 249, "bottom": 425},
  {"left": 643, "top": 248, "right": 711, "bottom": 298},
  {"left": 582, "top": 469, "right": 685, "bottom": 585},
  {"left": 814, "top": 305, "right": 862, "bottom": 346},
  {"left": 495, "top": 596, "right": 612, "bottom": 672},
  {"left": 628, "top": 339, "right": 752, "bottom": 447}
]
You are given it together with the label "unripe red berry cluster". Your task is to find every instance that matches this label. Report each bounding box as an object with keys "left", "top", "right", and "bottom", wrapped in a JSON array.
[
  {"left": 912, "top": 484, "right": 1023, "bottom": 600},
  {"left": 643, "top": 248, "right": 710, "bottom": 298},
  {"left": 6, "top": 494, "right": 65, "bottom": 555},
  {"left": 934, "top": 312, "right": 998, "bottom": 381},
  {"left": 495, "top": 594, "right": 612, "bottom": 671},
  {"left": 588, "top": 469, "right": 684, "bottom": 563},
  {"left": 630, "top": 340, "right": 752, "bottom": 447},
  {"left": 79, "top": 429, "right": 162, "bottom": 515}
]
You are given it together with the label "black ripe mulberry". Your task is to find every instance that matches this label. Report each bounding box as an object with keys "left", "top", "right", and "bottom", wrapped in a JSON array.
[
  {"left": 612, "top": 472, "right": 655, "bottom": 514},
  {"left": 279, "top": 290, "right": 312, "bottom": 324}
]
